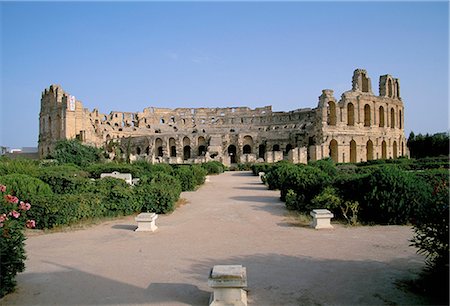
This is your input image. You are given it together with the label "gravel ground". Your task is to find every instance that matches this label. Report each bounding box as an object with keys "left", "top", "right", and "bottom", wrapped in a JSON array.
[{"left": 0, "top": 171, "right": 428, "bottom": 306}]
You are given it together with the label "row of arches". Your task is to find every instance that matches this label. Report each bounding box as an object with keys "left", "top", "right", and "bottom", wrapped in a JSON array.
[
  {"left": 329, "top": 139, "right": 404, "bottom": 163},
  {"left": 328, "top": 102, "right": 402, "bottom": 129}
]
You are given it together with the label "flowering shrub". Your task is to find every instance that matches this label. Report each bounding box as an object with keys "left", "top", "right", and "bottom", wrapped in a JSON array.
[{"left": 0, "top": 184, "right": 36, "bottom": 298}]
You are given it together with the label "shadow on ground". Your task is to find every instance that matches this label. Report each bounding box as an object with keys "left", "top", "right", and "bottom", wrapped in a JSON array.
[
  {"left": 8, "top": 261, "right": 209, "bottom": 305},
  {"left": 111, "top": 224, "right": 137, "bottom": 231},
  {"left": 183, "top": 253, "right": 429, "bottom": 306}
]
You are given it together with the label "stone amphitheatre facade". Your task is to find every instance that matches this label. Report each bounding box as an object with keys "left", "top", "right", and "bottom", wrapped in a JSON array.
[{"left": 38, "top": 69, "right": 408, "bottom": 165}]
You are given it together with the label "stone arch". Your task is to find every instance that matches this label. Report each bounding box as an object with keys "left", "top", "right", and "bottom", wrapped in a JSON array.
[
  {"left": 327, "top": 101, "right": 337, "bottom": 126},
  {"left": 393, "top": 141, "right": 398, "bottom": 158},
  {"left": 390, "top": 108, "right": 395, "bottom": 128},
  {"left": 364, "top": 104, "right": 371, "bottom": 127},
  {"left": 243, "top": 145, "right": 252, "bottom": 154},
  {"left": 198, "top": 136, "right": 206, "bottom": 156},
  {"left": 285, "top": 144, "right": 293, "bottom": 155},
  {"left": 382, "top": 140, "right": 387, "bottom": 159},
  {"left": 258, "top": 144, "right": 266, "bottom": 159},
  {"left": 272, "top": 144, "right": 280, "bottom": 152},
  {"left": 136, "top": 147, "right": 141, "bottom": 155},
  {"left": 379, "top": 106, "right": 385, "bottom": 127},
  {"left": 388, "top": 79, "right": 393, "bottom": 97},
  {"left": 228, "top": 145, "right": 237, "bottom": 163},
  {"left": 146, "top": 146, "right": 150, "bottom": 155},
  {"left": 183, "top": 136, "right": 191, "bottom": 160},
  {"left": 106, "top": 134, "right": 111, "bottom": 141},
  {"left": 347, "top": 103, "right": 355, "bottom": 126},
  {"left": 366, "top": 140, "right": 374, "bottom": 161},
  {"left": 329, "top": 139, "right": 338, "bottom": 163},
  {"left": 399, "top": 110, "right": 402, "bottom": 129},
  {"left": 155, "top": 138, "right": 163, "bottom": 157},
  {"left": 350, "top": 140, "right": 357, "bottom": 163},
  {"left": 169, "top": 137, "right": 176, "bottom": 157},
  {"left": 243, "top": 135, "right": 253, "bottom": 154},
  {"left": 401, "top": 141, "right": 404, "bottom": 156}
]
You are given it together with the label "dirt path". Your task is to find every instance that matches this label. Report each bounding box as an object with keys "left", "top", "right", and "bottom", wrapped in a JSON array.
[{"left": 1, "top": 171, "right": 428, "bottom": 305}]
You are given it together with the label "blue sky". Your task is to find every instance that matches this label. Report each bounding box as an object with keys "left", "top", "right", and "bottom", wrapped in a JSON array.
[{"left": 1, "top": 1, "right": 448, "bottom": 148}]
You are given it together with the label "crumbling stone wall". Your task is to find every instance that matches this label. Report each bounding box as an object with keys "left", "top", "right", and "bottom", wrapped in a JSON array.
[{"left": 38, "top": 69, "right": 408, "bottom": 164}]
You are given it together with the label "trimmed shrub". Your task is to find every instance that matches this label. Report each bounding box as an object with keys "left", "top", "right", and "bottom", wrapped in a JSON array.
[
  {"left": 191, "top": 165, "right": 207, "bottom": 186},
  {"left": 361, "top": 165, "right": 428, "bottom": 224},
  {"left": 0, "top": 174, "right": 53, "bottom": 203},
  {"left": 201, "top": 161, "right": 225, "bottom": 174},
  {"left": 0, "top": 157, "right": 40, "bottom": 177},
  {"left": 93, "top": 177, "right": 140, "bottom": 216},
  {"left": 49, "top": 139, "right": 103, "bottom": 167},
  {"left": 309, "top": 158, "right": 337, "bottom": 177},
  {"left": 251, "top": 163, "right": 272, "bottom": 176},
  {"left": 135, "top": 172, "right": 181, "bottom": 214},
  {"left": 264, "top": 161, "right": 296, "bottom": 190},
  {"left": 173, "top": 166, "right": 197, "bottom": 191},
  {"left": 311, "top": 186, "right": 342, "bottom": 213},
  {"left": 38, "top": 165, "right": 91, "bottom": 194},
  {"left": 236, "top": 163, "right": 252, "bottom": 171}
]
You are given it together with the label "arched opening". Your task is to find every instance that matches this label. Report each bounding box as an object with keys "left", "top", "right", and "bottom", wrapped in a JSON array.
[
  {"left": 362, "top": 75, "right": 369, "bottom": 92},
  {"left": 347, "top": 103, "right": 355, "bottom": 126},
  {"left": 329, "top": 139, "right": 338, "bottom": 163},
  {"left": 350, "top": 140, "right": 357, "bottom": 163},
  {"left": 198, "top": 145, "right": 206, "bottom": 156},
  {"left": 48, "top": 117, "right": 52, "bottom": 137},
  {"left": 327, "top": 101, "right": 336, "bottom": 126},
  {"left": 258, "top": 144, "right": 266, "bottom": 159},
  {"left": 136, "top": 147, "right": 141, "bottom": 155},
  {"left": 364, "top": 104, "right": 371, "bottom": 127},
  {"left": 285, "top": 144, "right": 293, "bottom": 155},
  {"left": 272, "top": 144, "right": 280, "bottom": 152},
  {"left": 228, "top": 145, "right": 237, "bottom": 163},
  {"left": 106, "top": 134, "right": 111, "bottom": 141},
  {"left": 388, "top": 79, "right": 393, "bottom": 97},
  {"left": 146, "top": 146, "right": 150, "bottom": 155},
  {"left": 382, "top": 141, "right": 387, "bottom": 159},
  {"left": 379, "top": 106, "right": 385, "bottom": 127},
  {"left": 401, "top": 142, "right": 404, "bottom": 156},
  {"left": 243, "top": 145, "right": 251, "bottom": 154},
  {"left": 393, "top": 141, "right": 398, "bottom": 158},
  {"left": 366, "top": 140, "right": 374, "bottom": 161},
  {"left": 390, "top": 108, "right": 395, "bottom": 128},
  {"left": 155, "top": 138, "right": 163, "bottom": 157},
  {"left": 399, "top": 110, "right": 402, "bottom": 129},
  {"left": 169, "top": 138, "right": 176, "bottom": 157},
  {"left": 183, "top": 146, "right": 191, "bottom": 160}
]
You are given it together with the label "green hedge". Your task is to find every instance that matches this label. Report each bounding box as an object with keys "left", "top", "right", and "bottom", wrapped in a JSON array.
[
  {"left": 0, "top": 174, "right": 53, "bottom": 203},
  {"left": 201, "top": 161, "right": 225, "bottom": 174}
]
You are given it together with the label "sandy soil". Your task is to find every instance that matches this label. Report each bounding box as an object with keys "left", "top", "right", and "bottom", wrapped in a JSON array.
[{"left": 1, "top": 171, "right": 428, "bottom": 305}]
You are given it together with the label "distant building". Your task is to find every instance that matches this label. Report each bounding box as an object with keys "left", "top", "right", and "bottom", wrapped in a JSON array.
[{"left": 39, "top": 69, "right": 408, "bottom": 164}]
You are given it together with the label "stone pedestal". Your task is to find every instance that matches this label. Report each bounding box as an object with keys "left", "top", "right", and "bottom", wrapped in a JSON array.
[
  {"left": 208, "top": 265, "right": 247, "bottom": 306},
  {"left": 135, "top": 213, "right": 158, "bottom": 232},
  {"left": 310, "top": 209, "right": 334, "bottom": 229}
]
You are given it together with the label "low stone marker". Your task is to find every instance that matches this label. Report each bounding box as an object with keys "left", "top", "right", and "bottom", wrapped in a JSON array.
[
  {"left": 135, "top": 213, "right": 158, "bottom": 232},
  {"left": 310, "top": 209, "right": 334, "bottom": 229},
  {"left": 100, "top": 171, "right": 133, "bottom": 185},
  {"left": 208, "top": 265, "right": 247, "bottom": 306}
]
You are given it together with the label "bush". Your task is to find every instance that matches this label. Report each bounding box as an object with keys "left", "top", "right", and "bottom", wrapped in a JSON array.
[
  {"left": 201, "top": 161, "right": 225, "bottom": 174},
  {"left": 0, "top": 184, "right": 36, "bottom": 297},
  {"left": 236, "top": 163, "right": 252, "bottom": 171},
  {"left": 279, "top": 165, "right": 331, "bottom": 211},
  {"left": 191, "top": 165, "right": 207, "bottom": 186},
  {"left": 251, "top": 163, "right": 272, "bottom": 176},
  {"left": 309, "top": 158, "right": 337, "bottom": 177},
  {"left": 263, "top": 161, "right": 296, "bottom": 190},
  {"left": 93, "top": 177, "right": 140, "bottom": 216},
  {"left": 173, "top": 166, "right": 197, "bottom": 191},
  {"left": 0, "top": 174, "right": 53, "bottom": 203},
  {"left": 37, "top": 165, "right": 91, "bottom": 194},
  {"left": 311, "top": 187, "right": 342, "bottom": 212},
  {"left": 49, "top": 139, "right": 103, "bottom": 167},
  {"left": 361, "top": 165, "right": 428, "bottom": 224},
  {"left": 410, "top": 178, "right": 449, "bottom": 304},
  {"left": 0, "top": 157, "right": 40, "bottom": 177},
  {"left": 135, "top": 173, "right": 181, "bottom": 214}
]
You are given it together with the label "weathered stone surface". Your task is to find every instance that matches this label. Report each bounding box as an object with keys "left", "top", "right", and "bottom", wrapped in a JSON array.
[
  {"left": 135, "top": 213, "right": 158, "bottom": 232},
  {"left": 310, "top": 209, "right": 334, "bottom": 229},
  {"left": 38, "top": 69, "right": 408, "bottom": 164},
  {"left": 100, "top": 171, "right": 133, "bottom": 185},
  {"left": 208, "top": 265, "right": 248, "bottom": 306}
]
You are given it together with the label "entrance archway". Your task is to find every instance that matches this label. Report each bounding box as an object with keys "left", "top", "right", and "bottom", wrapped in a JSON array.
[
  {"left": 329, "top": 139, "right": 338, "bottom": 163},
  {"left": 228, "top": 145, "right": 237, "bottom": 163},
  {"left": 350, "top": 140, "right": 357, "bottom": 163}
]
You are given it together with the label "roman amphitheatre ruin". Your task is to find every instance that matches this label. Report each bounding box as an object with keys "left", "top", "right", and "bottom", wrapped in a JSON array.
[{"left": 38, "top": 69, "right": 407, "bottom": 164}]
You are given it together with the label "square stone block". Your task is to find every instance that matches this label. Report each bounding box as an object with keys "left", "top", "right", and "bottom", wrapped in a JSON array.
[
  {"left": 310, "top": 209, "right": 334, "bottom": 229},
  {"left": 208, "top": 265, "right": 247, "bottom": 306},
  {"left": 135, "top": 213, "right": 158, "bottom": 232}
]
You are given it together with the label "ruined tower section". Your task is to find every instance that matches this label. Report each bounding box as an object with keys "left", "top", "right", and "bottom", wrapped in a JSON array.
[
  {"left": 313, "top": 69, "right": 407, "bottom": 163},
  {"left": 38, "top": 85, "right": 105, "bottom": 158}
]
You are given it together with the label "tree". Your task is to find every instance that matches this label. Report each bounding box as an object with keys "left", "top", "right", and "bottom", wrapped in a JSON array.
[{"left": 49, "top": 139, "right": 103, "bottom": 166}]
